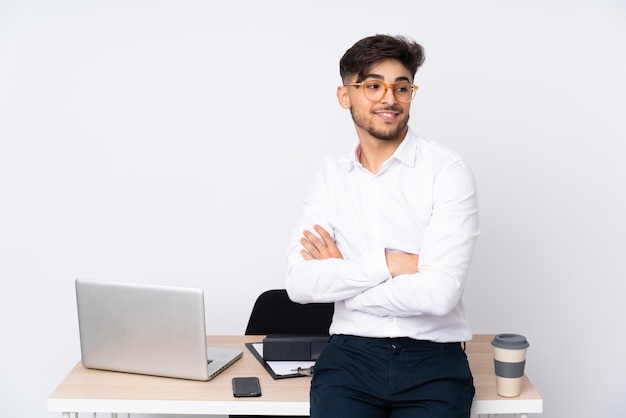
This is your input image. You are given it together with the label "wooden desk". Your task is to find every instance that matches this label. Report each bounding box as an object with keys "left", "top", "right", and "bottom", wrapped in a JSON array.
[{"left": 48, "top": 335, "right": 542, "bottom": 417}]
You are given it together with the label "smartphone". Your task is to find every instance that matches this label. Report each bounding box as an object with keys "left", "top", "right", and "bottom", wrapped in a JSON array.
[{"left": 232, "top": 377, "right": 262, "bottom": 397}]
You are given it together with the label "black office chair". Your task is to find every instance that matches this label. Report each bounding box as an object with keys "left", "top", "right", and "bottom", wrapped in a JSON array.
[
  {"left": 230, "top": 289, "right": 334, "bottom": 418},
  {"left": 244, "top": 289, "right": 334, "bottom": 336}
]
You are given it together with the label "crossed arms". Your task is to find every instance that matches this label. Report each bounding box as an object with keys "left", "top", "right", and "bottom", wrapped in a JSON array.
[{"left": 300, "top": 224, "right": 419, "bottom": 278}]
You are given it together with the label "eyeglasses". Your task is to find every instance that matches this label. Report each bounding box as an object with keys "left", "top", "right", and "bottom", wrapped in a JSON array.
[{"left": 344, "top": 80, "right": 419, "bottom": 103}]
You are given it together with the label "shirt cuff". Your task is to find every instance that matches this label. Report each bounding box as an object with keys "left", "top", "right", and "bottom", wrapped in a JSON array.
[{"left": 363, "top": 247, "right": 391, "bottom": 285}]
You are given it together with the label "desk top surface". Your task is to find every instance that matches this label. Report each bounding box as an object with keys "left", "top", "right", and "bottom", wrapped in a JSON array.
[{"left": 48, "top": 334, "right": 542, "bottom": 415}]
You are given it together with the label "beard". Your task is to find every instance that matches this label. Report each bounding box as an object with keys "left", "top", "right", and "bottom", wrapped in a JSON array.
[{"left": 349, "top": 105, "right": 410, "bottom": 141}]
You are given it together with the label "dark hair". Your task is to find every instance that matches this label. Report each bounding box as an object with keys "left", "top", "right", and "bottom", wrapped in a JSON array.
[{"left": 339, "top": 34, "right": 425, "bottom": 83}]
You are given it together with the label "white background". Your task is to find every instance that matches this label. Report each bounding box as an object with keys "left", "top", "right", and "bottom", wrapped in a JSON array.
[{"left": 1, "top": 1, "right": 625, "bottom": 417}]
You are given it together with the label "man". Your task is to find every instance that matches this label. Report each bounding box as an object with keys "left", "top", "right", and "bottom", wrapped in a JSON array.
[{"left": 285, "top": 34, "right": 479, "bottom": 417}]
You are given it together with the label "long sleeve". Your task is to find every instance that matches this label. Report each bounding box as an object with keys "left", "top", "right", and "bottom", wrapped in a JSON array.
[
  {"left": 284, "top": 130, "right": 479, "bottom": 342},
  {"left": 285, "top": 159, "right": 391, "bottom": 303},
  {"left": 344, "top": 159, "right": 479, "bottom": 317}
]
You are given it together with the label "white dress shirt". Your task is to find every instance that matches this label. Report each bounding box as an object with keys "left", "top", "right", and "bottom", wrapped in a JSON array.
[{"left": 285, "top": 128, "right": 480, "bottom": 342}]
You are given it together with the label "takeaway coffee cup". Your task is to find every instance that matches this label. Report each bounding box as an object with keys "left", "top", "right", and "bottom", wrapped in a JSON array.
[{"left": 491, "top": 334, "right": 529, "bottom": 397}]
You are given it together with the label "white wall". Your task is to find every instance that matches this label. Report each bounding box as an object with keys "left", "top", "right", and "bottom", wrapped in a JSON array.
[{"left": 1, "top": 1, "right": 625, "bottom": 417}]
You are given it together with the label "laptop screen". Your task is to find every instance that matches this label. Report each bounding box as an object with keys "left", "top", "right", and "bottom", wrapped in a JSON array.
[{"left": 75, "top": 278, "right": 241, "bottom": 380}]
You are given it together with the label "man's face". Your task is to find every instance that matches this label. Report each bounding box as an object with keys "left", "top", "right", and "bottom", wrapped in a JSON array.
[{"left": 338, "top": 59, "right": 413, "bottom": 142}]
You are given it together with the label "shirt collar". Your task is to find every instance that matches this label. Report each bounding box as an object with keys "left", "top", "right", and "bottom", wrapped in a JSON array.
[{"left": 348, "top": 127, "right": 418, "bottom": 172}]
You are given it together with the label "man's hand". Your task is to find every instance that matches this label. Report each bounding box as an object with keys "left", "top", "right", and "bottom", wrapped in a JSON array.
[
  {"left": 300, "top": 224, "right": 343, "bottom": 260},
  {"left": 385, "top": 251, "right": 419, "bottom": 277}
]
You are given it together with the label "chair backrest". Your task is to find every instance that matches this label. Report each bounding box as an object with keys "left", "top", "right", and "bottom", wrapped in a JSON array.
[{"left": 245, "top": 289, "right": 334, "bottom": 335}]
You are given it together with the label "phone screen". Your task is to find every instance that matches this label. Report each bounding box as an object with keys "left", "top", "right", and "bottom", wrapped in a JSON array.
[{"left": 232, "top": 377, "right": 262, "bottom": 397}]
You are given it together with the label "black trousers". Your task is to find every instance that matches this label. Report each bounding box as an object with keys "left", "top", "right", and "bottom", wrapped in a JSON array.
[{"left": 310, "top": 334, "right": 475, "bottom": 418}]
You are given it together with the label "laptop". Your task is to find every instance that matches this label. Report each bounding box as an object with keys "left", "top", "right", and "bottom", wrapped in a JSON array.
[{"left": 75, "top": 278, "right": 242, "bottom": 381}]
